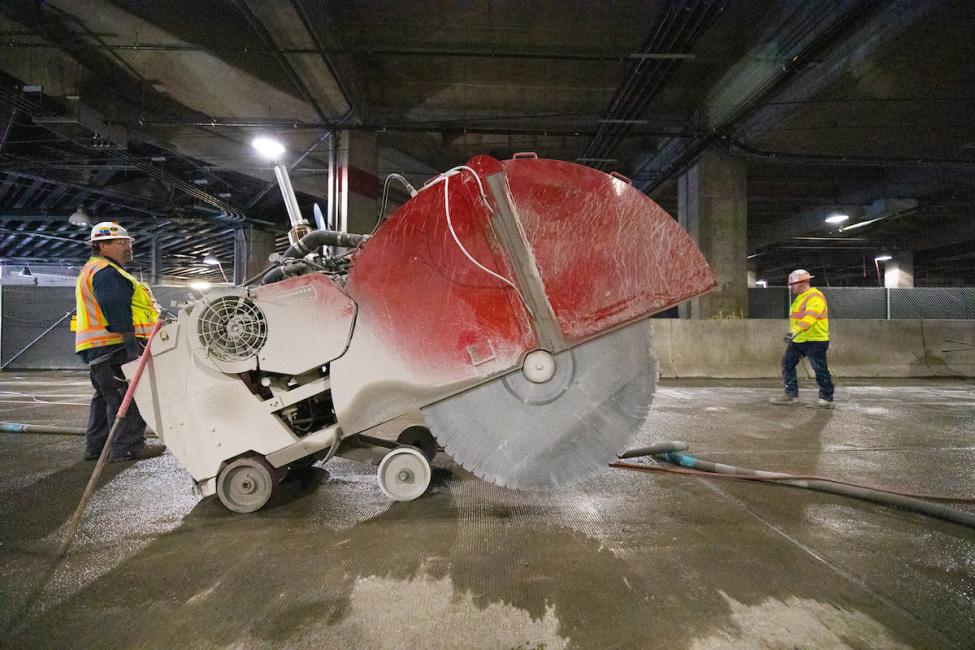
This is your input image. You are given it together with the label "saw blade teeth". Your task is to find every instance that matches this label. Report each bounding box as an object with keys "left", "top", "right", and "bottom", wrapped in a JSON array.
[{"left": 424, "top": 320, "right": 657, "bottom": 490}]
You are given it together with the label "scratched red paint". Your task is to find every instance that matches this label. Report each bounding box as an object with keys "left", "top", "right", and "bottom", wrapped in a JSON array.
[
  {"left": 334, "top": 155, "right": 713, "bottom": 431},
  {"left": 500, "top": 157, "right": 715, "bottom": 342}
]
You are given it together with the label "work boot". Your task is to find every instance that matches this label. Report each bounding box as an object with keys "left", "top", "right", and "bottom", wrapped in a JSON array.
[
  {"left": 109, "top": 442, "right": 167, "bottom": 463},
  {"left": 83, "top": 449, "right": 101, "bottom": 461},
  {"left": 807, "top": 398, "right": 835, "bottom": 409},
  {"left": 769, "top": 395, "right": 798, "bottom": 405}
]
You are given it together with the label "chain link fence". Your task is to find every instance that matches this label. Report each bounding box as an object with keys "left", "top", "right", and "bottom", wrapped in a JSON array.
[
  {"left": 1, "top": 284, "right": 198, "bottom": 370},
  {"left": 749, "top": 287, "right": 975, "bottom": 319}
]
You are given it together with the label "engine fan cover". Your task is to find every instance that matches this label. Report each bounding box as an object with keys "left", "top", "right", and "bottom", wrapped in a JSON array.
[{"left": 197, "top": 294, "right": 268, "bottom": 364}]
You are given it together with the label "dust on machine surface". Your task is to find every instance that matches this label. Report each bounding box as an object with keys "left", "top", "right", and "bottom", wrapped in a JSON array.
[{"left": 130, "top": 153, "right": 715, "bottom": 512}]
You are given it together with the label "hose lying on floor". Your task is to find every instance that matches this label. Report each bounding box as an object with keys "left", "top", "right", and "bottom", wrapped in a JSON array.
[
  {"left": 614, "top": 445, "right": 975, "bottom": 530},
  {"left": 1, "top": 422, "right": 86, "bottom": 435}
]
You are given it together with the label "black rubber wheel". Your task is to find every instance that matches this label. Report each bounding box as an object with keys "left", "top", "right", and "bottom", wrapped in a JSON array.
[{"left": 397, "top": 425, "right": 438, "bottom": 462}]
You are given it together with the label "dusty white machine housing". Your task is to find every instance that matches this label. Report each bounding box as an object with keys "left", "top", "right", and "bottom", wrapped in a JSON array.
[{"left": 129, "top": 275, "right": 356, "bottom": 499}]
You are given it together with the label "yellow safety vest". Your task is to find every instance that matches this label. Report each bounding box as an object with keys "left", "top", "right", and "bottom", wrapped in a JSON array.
[
  {"left": 74, "top": 256, "right": 160, "bottom": 352},
  {"left": 789, "top": 287, "right": 829, "bottom": 342}
]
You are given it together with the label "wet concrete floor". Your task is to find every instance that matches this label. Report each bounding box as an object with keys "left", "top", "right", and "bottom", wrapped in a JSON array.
[{"left": 1, "top": 371, "right": 973, "bottom": 649}]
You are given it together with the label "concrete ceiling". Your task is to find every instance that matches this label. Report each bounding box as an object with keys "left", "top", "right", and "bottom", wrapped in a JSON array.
[{"left": 0, "top": 0, "right": 973, "bottom": 284}]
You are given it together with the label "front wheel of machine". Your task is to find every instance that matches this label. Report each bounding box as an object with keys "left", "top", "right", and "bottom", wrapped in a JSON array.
[
  {"left": 377, "top": 447, "right": 431, "bottom": 502},
  {"left": 217, "top": 457, "right": 278, "bottom": 513}
]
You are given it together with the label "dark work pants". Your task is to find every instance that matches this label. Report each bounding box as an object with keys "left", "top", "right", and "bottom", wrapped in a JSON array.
[
  {"left": 86, "top": 354, "right": 147, "bottom": 456},
  {"left": 781, "top": 340, "right": 834, "bottom": 401}
]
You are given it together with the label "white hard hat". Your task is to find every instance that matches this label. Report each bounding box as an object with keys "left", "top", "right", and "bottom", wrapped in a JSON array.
[
  {"left": 89, "top": 222, "right": 133, "bottom": 242},
  {"left": 787, "top": 269, "right": 814, "bottom": 285}
]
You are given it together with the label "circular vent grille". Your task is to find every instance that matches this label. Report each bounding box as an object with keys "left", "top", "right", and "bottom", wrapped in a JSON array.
[{"left": 197, "top": 295, "right": 268, "bottom": 362}]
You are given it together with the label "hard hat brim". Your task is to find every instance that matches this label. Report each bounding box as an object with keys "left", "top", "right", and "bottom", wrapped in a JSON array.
[{"left": 88, "top": 235, "right": 134, "bottom": 243}]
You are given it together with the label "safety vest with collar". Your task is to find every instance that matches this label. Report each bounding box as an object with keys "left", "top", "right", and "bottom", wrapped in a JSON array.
[
  {"left": 74, "top": 256, "right": 160, "bottom": 352},
  {"left": 789, "top": 287, "right": 829, "bottom": 342}
]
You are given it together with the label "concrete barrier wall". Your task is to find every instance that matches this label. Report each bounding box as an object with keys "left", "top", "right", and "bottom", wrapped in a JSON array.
[{"left": 650, "top": 319, "right": 975, "bottom": 378}]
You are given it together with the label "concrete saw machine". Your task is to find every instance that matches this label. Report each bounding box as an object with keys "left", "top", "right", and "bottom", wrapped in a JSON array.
[{"left": 130, "top": 153, "right": 714, "bottom": 512}]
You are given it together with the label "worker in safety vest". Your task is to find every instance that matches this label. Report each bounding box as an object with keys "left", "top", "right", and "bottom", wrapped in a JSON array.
[
  {"left": 75, "top": 221, "right": 166, "bottom": 461},
  {"left": 769, "top": 269, "right": 835, "bottom": 408}
]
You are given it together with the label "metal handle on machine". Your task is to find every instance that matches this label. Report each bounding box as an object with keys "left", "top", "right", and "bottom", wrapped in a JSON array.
[
  {"left": 272, "top": 162, "right": 307, "bottom": 229},
  {"left": 273, "top": 161, "right": 314, "bottom": 245}
]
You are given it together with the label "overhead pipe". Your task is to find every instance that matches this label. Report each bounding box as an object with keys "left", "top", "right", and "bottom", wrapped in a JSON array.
[
  {"left": 231, "top": 0, "right": 331, "bottom": 124},
  {"left": 637, "top": 1, "right": 885, "bottom": 193},
  {"left": 0, "top": 89, "right": 246, "bottom": 222},
  {"left": 727, "top": 139, "right": 975, "bottom": 169},
  {"left": 1, "top": 39, "right": 697, "bottom": 62},
  {"left": 106, "top": 118, "right": 692, "bottom": 138},
  {"left": 581, "top": 1, "right": 724, "bottom": 166}
]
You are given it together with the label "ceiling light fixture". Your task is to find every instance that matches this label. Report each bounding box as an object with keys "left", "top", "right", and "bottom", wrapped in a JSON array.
[
  {"left": 756, "top": 279, "right": 768, "bottom": 288},
  {"left": 874, "top": 254, "right": 893, "bottom": 262},
  {"left": 189, "top": 280, "right": 211, "bottom": 291},
  {"left": 824, "top": 213, "right": 849, "bottom": 224},
  {"left": 68, "top": 207, "right": 91, "bottom": 227},
  {"left": 251, "top": 136, "right": 286, "bottom": 160}
]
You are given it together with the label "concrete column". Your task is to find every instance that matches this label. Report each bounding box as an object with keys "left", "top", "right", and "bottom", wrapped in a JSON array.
[
  {"left": 234, "top": 226, "right": 277, "bottom": 283},
  {"left": 336, "top": 131, "right": 379, "bottom": 235},
  {"left": 883, "top": 252, "right": 914, "bottom": 288},
  {"left": 677, "top": 150, "right": 748, "bottom": 319}
]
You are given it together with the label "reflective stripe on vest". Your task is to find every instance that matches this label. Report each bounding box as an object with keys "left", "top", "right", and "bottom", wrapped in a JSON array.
[
  {"left": 789, "top": 288, "right": 829, "bottom": 342},
  {"left": 75, "top": 257, "right": 160, "bottom": 352}
]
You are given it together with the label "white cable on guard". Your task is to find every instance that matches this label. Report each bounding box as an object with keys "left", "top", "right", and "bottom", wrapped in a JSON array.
[{"left": 423, "top": 167, "right": 525, "bottom": 302}]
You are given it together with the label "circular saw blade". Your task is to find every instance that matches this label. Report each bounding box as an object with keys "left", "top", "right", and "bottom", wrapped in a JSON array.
[{"left": 422, "top": 320, "right": 658, "bottom": 490}]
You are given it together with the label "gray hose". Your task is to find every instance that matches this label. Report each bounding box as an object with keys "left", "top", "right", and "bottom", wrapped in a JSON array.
[
  {"left": 618, "top": 440, "right": 689, "bottom": 458},
  {"left": 1, "top": 422, "right": 86, "bottom": 435},
  {"left": 656, "top": 451, "right": 975, "bottom": 530}
]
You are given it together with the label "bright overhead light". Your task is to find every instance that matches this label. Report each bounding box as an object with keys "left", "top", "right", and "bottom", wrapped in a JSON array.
[
  {"left": 68, "top": 207, "right": 91, "bottom": 227},
  {"left": 756, "top": 279, "right": 768, "bottom": 288},
  {"left": 203, "top": 254, "right": 220, "bottom": 266},
  {"left": 825, "top": 213, "right": 849, "bottom": 224},
  {"left": 189, "top": 280, "right": 211, "bottom": 291},
  {"left": 874, "top": 254, "right": 893, "bottom": 262},
  {"left": 251, "top": 136, "right": 286, "bottom": 160}
]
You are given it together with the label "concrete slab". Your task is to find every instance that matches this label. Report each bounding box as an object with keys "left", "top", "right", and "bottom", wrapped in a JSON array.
[{"left": 1, "top": 371, "right": 973, "bottom": 648}]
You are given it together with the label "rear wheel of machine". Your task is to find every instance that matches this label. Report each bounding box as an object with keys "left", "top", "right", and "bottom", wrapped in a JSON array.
[
  {"left": 217, "top": 457, "right": 278, "bottom": 513},
  {"left": 397, "top": 425, "right": 438, "bottom": 462},
  {"left": 377, "top": 447, "right": 431, "bottom": 502}
]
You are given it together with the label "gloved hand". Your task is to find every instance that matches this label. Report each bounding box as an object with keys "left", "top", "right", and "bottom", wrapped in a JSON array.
[
  {"left": 121, "top": 333, "right": 142, "bottom": 363},
  {"left": 783, "top": 331, "right": 796, "bottom": 343}
]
